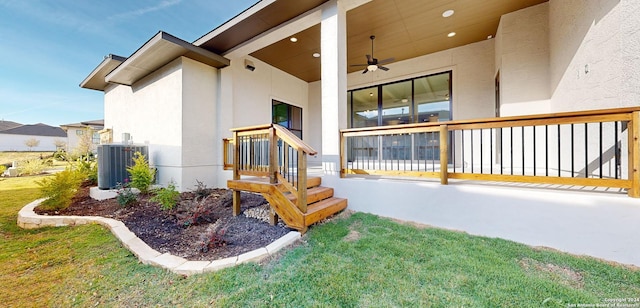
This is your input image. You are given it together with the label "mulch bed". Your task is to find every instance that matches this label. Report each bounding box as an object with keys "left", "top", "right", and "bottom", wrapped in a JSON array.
[{"left": 34, "top": 182, "right": 292, "bottom": 261}]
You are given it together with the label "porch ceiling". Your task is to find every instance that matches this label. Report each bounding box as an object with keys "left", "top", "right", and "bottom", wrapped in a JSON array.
[{"left": 248, "top": 0, "right": 548, "bottom": 82}]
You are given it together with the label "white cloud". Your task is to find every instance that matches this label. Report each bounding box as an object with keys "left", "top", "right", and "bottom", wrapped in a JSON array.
[{"left": 108, "top": 0, "right": 182, "bottom": 21}]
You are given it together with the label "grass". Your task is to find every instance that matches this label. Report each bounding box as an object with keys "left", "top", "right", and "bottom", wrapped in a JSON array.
[{"left": 1, "top": 176, "right": 639, "bottom": 307}]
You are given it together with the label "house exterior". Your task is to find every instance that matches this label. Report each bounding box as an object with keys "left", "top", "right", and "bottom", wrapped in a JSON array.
[
  {"left": 0, "top": 123, "right": 67, "bottom": 151},
  {"left": 60, "top": 119, "right": 104, "bottom": 155},
  {"left": 81, "top": 0, "right": 640, "bottom": 266}
]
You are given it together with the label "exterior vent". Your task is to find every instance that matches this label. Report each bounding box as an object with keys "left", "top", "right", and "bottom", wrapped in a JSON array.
[{"left": 97, "top": 144, "right": 149, "bottom": 190}]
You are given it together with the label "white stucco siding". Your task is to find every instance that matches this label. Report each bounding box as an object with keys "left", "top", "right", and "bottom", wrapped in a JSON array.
[
  {"left": 180, "top": 57, "right": 218, "bottom": 190},
  {"left": 104, "top": 57, "right": 184, "bottom": 187},
  {"left": 495, "top": 2, "right": 550, "bottom": 116},
  {"left": 0, "top": 134, "right": 61, "bottom": 151},
  {"left": 348, "top": 39, "right": 496, "bottom": 121},
  {"left": 228, "top": 56, "right": 310, "bottom": 129},
  {"left": 549, "top": 0, "right": 634, "bottom": 111}
]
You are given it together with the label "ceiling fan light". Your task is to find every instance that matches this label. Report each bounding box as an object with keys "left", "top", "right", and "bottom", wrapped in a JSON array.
[{"left": 367, "top": 64, "right": 378, "bottom": 71}]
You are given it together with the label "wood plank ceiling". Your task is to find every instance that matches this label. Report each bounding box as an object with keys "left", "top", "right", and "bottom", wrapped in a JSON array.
[{"left": 250, "top": 0, "right": 548, "bottom": 82}]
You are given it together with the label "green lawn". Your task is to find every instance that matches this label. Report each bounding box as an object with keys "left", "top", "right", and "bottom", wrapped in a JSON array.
[{"left": 1, "top": 176, "right": 638, "bottom": 307}]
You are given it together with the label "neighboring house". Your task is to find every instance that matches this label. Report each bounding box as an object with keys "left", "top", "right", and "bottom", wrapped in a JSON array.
[
  {"left": 81, "top": 1, "right": 640, "bottom": 265},
  {"left": 0, "top": 123, "right": 67, "bottom": 151},
  {"left": 60, "top": 119, "right": 104, "bottom": 154}
]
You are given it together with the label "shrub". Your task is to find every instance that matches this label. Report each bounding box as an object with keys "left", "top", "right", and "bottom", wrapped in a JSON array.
[
  {"left": 17, "top": 159, "right": 47, "bottom": 176},
  {"left": 151, "top": 181, "right": 180, "bottom": 211},
  {"left": 36, "top": 168, "right": 84, "bottom": 211},
  {"left": 0, "top": 165, "right": 6, "bottom": 175},
  {"left": 76, "top": 160, "right": 98, "bottom": 185},
  {"left": 178, "top": 195, "right": 214, "bottom": 227},
  {"left": 199, "top": 224, "right": 227, "bottom": 253},
  {"left": 53, "top": 149, "right": 67, "bottom": 161},
  {"left": 193, "top": 179, "right": 212, "bottom": 199},
  {"left": 116, "top": 180, "right": 137, "bottom": 207},
  {"left": 126, "top": 152, "right": 155, "bottom": 194}
]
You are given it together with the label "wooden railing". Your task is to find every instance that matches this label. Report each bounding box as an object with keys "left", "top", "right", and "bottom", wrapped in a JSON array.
[
  {"left": 340, "top": 107, "right": 640, "bottom": 197},
  {"left": 226, "top": 124, "right": 318, "bottom": 212}
]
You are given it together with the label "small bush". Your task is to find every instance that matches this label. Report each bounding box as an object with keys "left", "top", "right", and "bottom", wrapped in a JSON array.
[
  {"left": 36, "top": 168, "right": 84, "bottom": 211},
  {"left": 116, "top": 180, "right": 137, "bottom": 207},
  {"left": 126, "top": 152, "right": 155, "bottom": 194},
  {"left": 53, "top": 149, "right": 67, "bottom": 161},
  {"left": 151, "top": 181, "right": 180, "bottom": 211},
  {"left": 179, "top": 195, "right": 214, "bottom": 227},
  {"left": 17, "top": 159, "right": 47, "bottom": 176},
  {"left": 0, "top": 165, "right": 6, "bottom": 175},
  {"left": 76, "top": 160, "right": 98, "bottom": 185},
  {"left": 193, "top": 179, "right": 212, "bottom": 199},
  {"left": 199, "top": 225, "right": 227, "bottom": 253}
]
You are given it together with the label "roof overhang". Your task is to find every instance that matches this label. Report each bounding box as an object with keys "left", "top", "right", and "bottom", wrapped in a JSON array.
[
  {"left": 79, "top": 54, "right": 126, "bottom": 91},
  {"left": 105, "top": 31, "right": 230, "bottom": 86}
]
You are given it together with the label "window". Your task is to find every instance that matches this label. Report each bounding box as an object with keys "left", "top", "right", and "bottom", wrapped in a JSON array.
[
  {"left": 348, "top": 71, "right": 451, "bottom": 128},
  {"left": 272, "top": 100, "right": 302, "bottom": 138},
  {"left": 92, "top": 132, "right": 100, "bottom": 144},
  {"left": 76, "top": 130, "right": 84, "bottom": 136}
]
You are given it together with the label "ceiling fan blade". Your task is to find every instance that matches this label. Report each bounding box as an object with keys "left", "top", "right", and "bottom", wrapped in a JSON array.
[
  {"left": 366, "top": 54, "right": 372, "bottom": 62},
  {"left": 350, "top": 64, "right": 368, "bottom": 67},
  {"left": 378, "top": 66, "right": 390, "bottom": 71},
  {"left": 377, "top": 57, "right": 395, "bottom": 65},
  {"left": 362, "top": 68, "right": 369, "bottom": 74}
]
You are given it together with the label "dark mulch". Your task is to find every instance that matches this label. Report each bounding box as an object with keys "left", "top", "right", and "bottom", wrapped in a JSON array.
[{"left": 34, "top": 182, "right": 291, "bottom": 261}]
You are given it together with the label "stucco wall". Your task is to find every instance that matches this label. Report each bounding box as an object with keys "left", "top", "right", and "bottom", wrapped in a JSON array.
[
  {"left": 347, "top": 39, "right": 496, "bottom": 121},
  {"left": 549, "top": 0, "right": 638, "bottom": 111},
  {"left": 104, "top": 57, "right": 220, "bottom": 190},
  {"left": 0, "top": 134, "right": 62, "bottom": 151},
  {"left": 495, "top": 2, "right": 550, "bottom": 116}
]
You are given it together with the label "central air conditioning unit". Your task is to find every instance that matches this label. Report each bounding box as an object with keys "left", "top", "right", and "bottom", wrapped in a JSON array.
[{"left": 97, "top": 144, "right": 149, "bottom": 190}]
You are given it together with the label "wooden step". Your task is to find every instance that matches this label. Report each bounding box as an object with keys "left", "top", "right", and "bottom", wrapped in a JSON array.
[
  {"left": 304, "top": 197, "right": 348, "bottom": 226},
  {"left": 227, "top": 176, "right": 322, "bottom": 194},
  {"left": 286, "top": 186, "right": 334, "bottom": 204}
]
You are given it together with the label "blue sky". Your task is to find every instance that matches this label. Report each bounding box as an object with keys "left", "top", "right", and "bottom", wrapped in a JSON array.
[{"left": 0, "top": 0, "right": 256, "bottom": 126}]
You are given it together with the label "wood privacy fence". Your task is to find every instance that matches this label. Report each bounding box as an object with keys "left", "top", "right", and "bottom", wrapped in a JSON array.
[{"left": 340, "top": 107, "right": 640, "bottom": 197}]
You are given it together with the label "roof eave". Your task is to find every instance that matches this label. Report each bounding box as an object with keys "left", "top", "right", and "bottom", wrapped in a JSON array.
[
  {"left": 105, "top": 31, "right": 230, "bottom": 86},
  {"left": 79, "top": 54, "right": 127, "bottom": 91}
]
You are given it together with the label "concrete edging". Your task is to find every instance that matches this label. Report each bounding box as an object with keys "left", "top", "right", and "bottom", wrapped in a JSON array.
[{"left": 17, "top": 198, "right": 301, "bottom": 276}]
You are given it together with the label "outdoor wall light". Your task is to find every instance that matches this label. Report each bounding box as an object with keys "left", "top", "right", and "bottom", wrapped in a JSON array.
[{"left": 244, "top": 59, "right": 255, "bottom": 71}]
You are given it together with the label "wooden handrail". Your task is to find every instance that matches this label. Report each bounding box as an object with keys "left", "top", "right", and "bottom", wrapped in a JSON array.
[
  {"left": 340, "top": 107, "right": 640, "bottom": 198},
  {"left": 226, "top": 123, "right": 316, "bottom": 213}
]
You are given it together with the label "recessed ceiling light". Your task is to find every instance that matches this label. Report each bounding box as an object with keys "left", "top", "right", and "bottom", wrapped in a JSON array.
[
  {"left": 442, "top": 9, "right": 454, "bottom": 18},
  {"left": 312, "top": 52, "right": 320, "bottom": 58},
  {"left": 487, "top": 35, "right": 493, "bottom": 39},
  {"left": 290, "top": 37, "right": 298, "bottom": 42},
  {"left": 448, "top": 32, "right": 456, "bottom": 38}
]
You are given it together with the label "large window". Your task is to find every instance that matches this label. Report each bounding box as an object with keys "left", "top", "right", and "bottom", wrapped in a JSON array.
[
  {"left": 272, "top": 100, "right": 302, "bottom": 138},
  {"left": 348, "top": 71, "right": 451, "bottom": 128}
]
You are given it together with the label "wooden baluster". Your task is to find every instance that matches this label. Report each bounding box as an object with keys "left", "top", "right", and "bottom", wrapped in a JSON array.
[
  {"left": 629, "top": 111, "right": 640, "bottom": 197},
  {"left": 268, "top": 126, "right": 280, "bottom": 224},
  {"left": 440, "top": 124, "right": 449, "bottom": 185},
  {"left": 232, "top": 131, "right": 241, "bottom": 216},
  {"left": 298, "top": 150, "right": 308, "bottom": 213}
]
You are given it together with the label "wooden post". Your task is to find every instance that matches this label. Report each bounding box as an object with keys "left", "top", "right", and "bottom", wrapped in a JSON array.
[
  {"left": 629, "top": 111, "right": 640, "bottom": 197},
  {"left": 269, "top": 127, "right": 279, "bottom": 225},
  {"left": 340, "top": 131, "right": 345, "bottom": 178},
  {"left": 439, "top": 124, "right": 449, "bottom": 185},
  {"left": 297, "top": 151, "right": 308, "bottom": 213},
  {"left": 232, "top": 131, "right": 241, "bottom": 216}
]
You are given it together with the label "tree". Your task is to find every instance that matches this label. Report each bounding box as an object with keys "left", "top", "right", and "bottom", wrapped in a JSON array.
[
  {"left": 53, "top": 139, "right": 66, "bottom": 151},
  {"left": 73, "top": 127, "right": 94, "bottom": 160},
  {"left": 24, "top": 138, "right": 40, "bottom": 151}
]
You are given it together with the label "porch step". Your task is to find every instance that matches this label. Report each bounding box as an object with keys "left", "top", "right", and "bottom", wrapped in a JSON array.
[
  {"left": 304, "top": 197, "right": 348, "bottom": 226},
  {"left": 227, "top": 175, "right": 347, "bottom": 233},
  {"left": 286, "top": 186, "right": 334, "bottom": 205}
]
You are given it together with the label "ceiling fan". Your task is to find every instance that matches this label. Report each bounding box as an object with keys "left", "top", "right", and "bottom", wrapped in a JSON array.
[{"left": 351, "top": 35, "right": 394, "bottom": 74}]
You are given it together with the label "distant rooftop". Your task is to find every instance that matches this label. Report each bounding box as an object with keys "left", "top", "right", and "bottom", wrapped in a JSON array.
[
  {"left": 1, "top": 123, "right": 67, "bottom": 137},
  {"left": 0, "top": 120, "right": 22, "bottom": 132}
]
